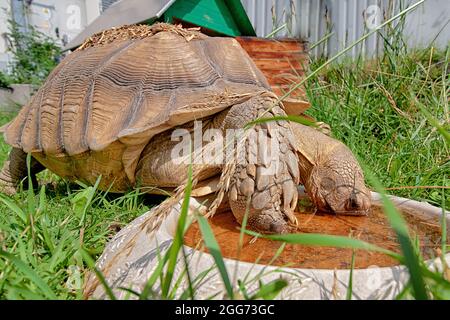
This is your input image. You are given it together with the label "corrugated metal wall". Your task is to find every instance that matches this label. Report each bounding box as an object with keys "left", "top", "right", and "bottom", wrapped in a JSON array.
[
  {"left": 101, "top": 0, "right": 121, "bottom": 12},
  {"left": 241, "top": 0, "right": 450, "bottom": 58}
]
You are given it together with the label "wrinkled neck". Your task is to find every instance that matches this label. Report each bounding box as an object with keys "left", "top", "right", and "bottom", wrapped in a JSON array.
[{"left": 290, "top": 122, "right": 341, "bottom": 184}]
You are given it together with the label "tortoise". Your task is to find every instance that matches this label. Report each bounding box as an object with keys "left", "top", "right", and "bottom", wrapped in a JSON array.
[{"left": 0, "top": 23, "right": 371, "bottom": 233}]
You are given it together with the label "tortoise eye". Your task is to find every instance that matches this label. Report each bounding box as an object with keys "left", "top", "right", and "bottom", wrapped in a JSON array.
[{"left": 320, "top": 177, "right": 335, "bottom": 191}]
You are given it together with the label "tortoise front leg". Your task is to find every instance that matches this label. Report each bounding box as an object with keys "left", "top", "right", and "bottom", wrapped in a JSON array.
[
  {"left": 0, "top": 148, "right": 44, "bottom": 195},
  {"left": 221, "top": 93, "right": 300, "bottom": 234}
]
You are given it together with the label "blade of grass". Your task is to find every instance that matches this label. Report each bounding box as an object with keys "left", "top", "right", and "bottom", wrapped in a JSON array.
[
  {"left": 265, "top": 23, "right": 287, "bottom": 38},
  {"left": 161, "top": 161, "right": 193, "bottom": 297},
  {"left": 245, "top": 115, "right": 317, "bottom": 129},
  {"left": 79, "top": 175, "right": 102, "bottom": 227},
  {"left": 197, "top": 214, "right": 234, "bottom": 299},
  {"left": 244, "top": 230, "right": 402, "bottom": 261},
  {"left": 48, "top": 231, "right": 72, "bottom": 271},
  {"left": 237, "top": 279, "right": 250, "bottom": 300},
  {"left": 179, "top": 266, "right": 215, "bottom": 299},
  {"left": 249, "top": 278, "right": 288, "bottom": 300},
  {"left": 80, "top": 248, "right": 116, "bottom": 300},
  {"left": 309, "top": 31, "right": 335, "bottom": 51},
  {"left": 275, "top": 0, "right": 425, "bottom": 105},
  {"left": 414, "top": 98, "right": 450, "bottom": 144},
  {"left": 0, "top": 249, "right": 57, "bottom": 299},
  {"left": 180, "top": 245, "right": 195, "bottom": 299},
  {"left": 233, "top": 196, "right": 251, "bottom": 286},
  {"left": 241, "top": 242, "right": 287, "bottom": 288},
  {"left": 441, "top": 185, "right": 447, "bottom": 257},
  {"left": 117, "top": 286, "right": 141, "bottom": 299},
  {"left": 0, "top": 194, "right": 27, "bottom": 224},
  {"left": 40, "top": 213, "right": 55, "bottom": 254},
  {"left": 440, "top": 181, "right": 448, "bottom": 278},
  {"left": 167, "top": 266, "right": 188, "bottom": 299},
  {"left": 346, "top": 250, "right": 356, "bottom": 300},
  {"left": 26, "top": 153, "right": 35, "bottom": 216},
  {"left": 396, "top": 282, "right": 412, "bottom": 300},
  {"left": 139, "top": 246, "right": 170, "bottom": 299},
  {"left": 364, "top": 166, "right": 428, "bottom": 300},
  {"left": 36, "top": 185, "right": 46, "bottom": 216}
]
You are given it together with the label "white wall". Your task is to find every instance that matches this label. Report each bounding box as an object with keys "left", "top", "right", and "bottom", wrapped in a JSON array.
[
  {"left": 242, "top": 0, "right": 450, "bottom": 59},
  {"left": 85, "top": 0, "right": 101, "bottom": 25},
  {"left": 27, "top": 0, "right": 100, "bottom": 46},
  {"left": 0, "top": 0, "right": 11, "bottom": 71},
  {"left": 0, "top": 0, "right": 101, "bottom": 72},
  {"left": 403, "top": 0, "right": 450, "bottom": 49}
]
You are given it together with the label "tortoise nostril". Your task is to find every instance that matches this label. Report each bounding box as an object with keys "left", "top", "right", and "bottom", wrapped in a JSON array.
[
  {"left": 347, "top": 193, "right": 372, "bottom": 213},
  {"left": 349, "top": 194, "right": 359, "bottom": 209}
]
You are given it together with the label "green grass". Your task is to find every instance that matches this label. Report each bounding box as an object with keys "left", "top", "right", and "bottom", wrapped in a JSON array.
[
  {"left": 0, "top": 112, "right": 15, "bottom": 165},
  {"left": 0, "top": 185, "right": 155, "bottom": 299},
  {"left": 0, "top": 140, "right": 152, "bottom": 298},
  {"left": 305, "top": 47, "right": 449, "bottom": 209}
]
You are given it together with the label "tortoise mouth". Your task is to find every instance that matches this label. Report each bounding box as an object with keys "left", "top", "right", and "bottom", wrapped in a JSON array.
[
  {"left": 322, "top": 200, "right": 371, "bottom": 216},
  {"left": 333, "top": 209, "right": 371, "bottom": 216}
]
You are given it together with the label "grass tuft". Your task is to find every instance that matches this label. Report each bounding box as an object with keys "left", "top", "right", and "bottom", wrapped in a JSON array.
[{"left": 305, "top": 46, "right": 449, "bottom": 209}]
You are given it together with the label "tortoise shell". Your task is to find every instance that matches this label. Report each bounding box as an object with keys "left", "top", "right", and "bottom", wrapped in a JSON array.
[{"left": 4, "top": 24, "right": 270, "bottom": 191}]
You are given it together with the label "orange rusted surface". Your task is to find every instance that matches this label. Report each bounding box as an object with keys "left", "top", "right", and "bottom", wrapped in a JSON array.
[{"left": 184, "top": 206, "right": 446, "bottom": 269}]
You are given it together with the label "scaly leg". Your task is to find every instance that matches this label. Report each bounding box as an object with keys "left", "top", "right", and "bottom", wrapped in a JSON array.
[
  {"left": 0, "top": 148, "right": 44, "bottom": 195},
  {"left": 221, "top": 93, "right": 300, "bottom": 234}
]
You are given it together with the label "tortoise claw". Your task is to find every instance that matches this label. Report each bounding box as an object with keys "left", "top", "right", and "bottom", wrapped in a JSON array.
[{"left": 284, "top": 209, "right": 298, "bottom": 226}]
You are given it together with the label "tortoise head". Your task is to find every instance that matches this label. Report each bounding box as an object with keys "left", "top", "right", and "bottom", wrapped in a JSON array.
[{"left": 300, "top": 143, "right": 372, "bottom": 216}]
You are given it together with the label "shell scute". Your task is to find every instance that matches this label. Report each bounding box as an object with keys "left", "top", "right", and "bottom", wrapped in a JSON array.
[{"left": 4, "top": 25, "right": 270, "bottom": 190}]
